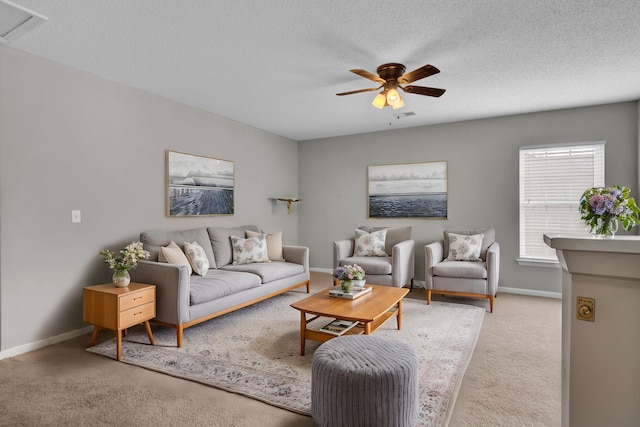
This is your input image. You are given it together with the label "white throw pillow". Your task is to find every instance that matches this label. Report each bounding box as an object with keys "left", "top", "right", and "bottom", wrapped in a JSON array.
[
  {"left": 353, "top": 228, "right": 387, "bottom": 257},
  {"left": 230, "top": 235, "right": 270, "bottom": 265},
  {"left": 245, "top": 230, "right": 285, "bottom": 261},
  {"left": 159, "top": 241, "right": 193, "bottom": 275},
  {"left": 446, "top": 233, "right": 485, "bottom": 261},
  {"left": 183, "top": 241, "right": 210, "bottom": 276}
]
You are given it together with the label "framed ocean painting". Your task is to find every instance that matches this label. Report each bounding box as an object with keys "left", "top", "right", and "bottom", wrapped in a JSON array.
[
  {"left": 166, "top": 150, "right": 234, "bottom": 216},
  {"left": 367, "top": 161, "right": 448, "bottom": 219}
]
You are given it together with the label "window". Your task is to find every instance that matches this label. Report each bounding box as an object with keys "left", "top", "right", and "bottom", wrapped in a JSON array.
[{"left": 519, "top": 142, "right": 605, "bottom": 263}]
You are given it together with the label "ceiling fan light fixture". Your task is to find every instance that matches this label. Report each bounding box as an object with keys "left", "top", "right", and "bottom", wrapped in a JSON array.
[
  {"left": 372, "top": 92, "right": 386, "bottom": 109},
  {"left": 386, "top": 88, "right": 400, "bottom": 103},
  {"left": 391, "top": 96, "right": 405, "bottom": 110}
]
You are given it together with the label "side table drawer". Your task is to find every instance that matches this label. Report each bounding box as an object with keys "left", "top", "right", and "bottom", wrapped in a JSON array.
[
  {"left": 120, "top": 287, "right": 155, "bottom": 311},
  {"left": 119, "top": 301, "right": 155, "bottom": 329}
]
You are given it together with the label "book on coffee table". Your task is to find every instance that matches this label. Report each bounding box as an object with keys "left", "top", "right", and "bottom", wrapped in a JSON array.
[
  {"left": 320, "top": 319, "right": 359, "bottom": 336},
  {"left": 328, "top": 285, "right": 372, "bottom": 300}
]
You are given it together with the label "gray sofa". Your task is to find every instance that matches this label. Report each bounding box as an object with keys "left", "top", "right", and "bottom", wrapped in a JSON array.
[{"left": 131, "top": 225, "right": 310, "bottom": 346}]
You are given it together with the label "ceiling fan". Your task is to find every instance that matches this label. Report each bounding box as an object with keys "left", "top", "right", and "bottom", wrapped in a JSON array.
[{"left": 336, "top": 63, "right": 445, "bottom": 110}]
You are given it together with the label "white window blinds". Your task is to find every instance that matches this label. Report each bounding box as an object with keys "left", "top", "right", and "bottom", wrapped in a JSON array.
[{"left": 519, "top": 142, "right": 605, "bottom": 260}]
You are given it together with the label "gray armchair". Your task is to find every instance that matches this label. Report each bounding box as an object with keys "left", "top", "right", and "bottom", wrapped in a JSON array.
[
  {"left": 425, "top": 229, "right": 499, "bottom": 312},
  {"left": 333, "top": 226, "right": 415, "bottom": 288}
]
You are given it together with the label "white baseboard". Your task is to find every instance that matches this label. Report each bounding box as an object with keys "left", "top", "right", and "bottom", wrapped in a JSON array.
[
  {"left": 0, "top": 325, "right": 93, "bottom": 360},
  {"left": 310, "top": 268, "right": 561, "bottom": 298},
  {"left": 498, "top": 286, "right": 562, "bottom": 299}
]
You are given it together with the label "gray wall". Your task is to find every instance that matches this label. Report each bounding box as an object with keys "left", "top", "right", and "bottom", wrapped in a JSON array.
[
  {"left": 298, "top": 102, "right": 638, "bottom": 294},
  {"left": 1, "top": 43, "right": 638, "bottom": 353},
  {"left": 0, "top": 46, "right": 299, "bottom": 351}
]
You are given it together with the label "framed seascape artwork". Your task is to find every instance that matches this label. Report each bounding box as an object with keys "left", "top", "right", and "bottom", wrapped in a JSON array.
[
  {"left": 368, "top": 161, "right": 448, "bottom": 219},
  {"left": 166, "top": 150, "right": 234, "bottom": 216}
]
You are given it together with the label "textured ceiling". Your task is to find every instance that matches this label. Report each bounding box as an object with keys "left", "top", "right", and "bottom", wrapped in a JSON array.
[{"left": 7, "top": 0, "right": 640, "bottom": 141}]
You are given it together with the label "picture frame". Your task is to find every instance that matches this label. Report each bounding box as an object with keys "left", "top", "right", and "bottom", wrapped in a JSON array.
[
  {"left": 166, "top": 150, "right": 234, "bottom": 216},
  {"left": 367, "top": 161, "right": 448, "bottom": 219}
]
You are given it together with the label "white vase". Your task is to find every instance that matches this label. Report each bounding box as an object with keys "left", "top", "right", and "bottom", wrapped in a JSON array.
[
  {"left": 352, "top": 279, "right": 366, "bottom": 288},
  {"left": 112, "top": 270, "right": 131, "bottom": 288}
]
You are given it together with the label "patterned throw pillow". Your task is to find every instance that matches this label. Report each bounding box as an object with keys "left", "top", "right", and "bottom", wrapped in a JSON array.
[
  {"left": 159, "top": 241, "right": 192, "bottom": 275},
  {"left": 446, "top": 233, "right": 485, "bottom": 261},
  {"left": 353, "top": 228, "right": 388, "bottom": 257},
  {"left": 245, "top": 230, "right": 285, "bottom": 261},
  {"left": 230, "top": 235, "right": 270, "bottom": 265},
  {"left": 183, "top": 241, "right": 210, "bottom": 276}
]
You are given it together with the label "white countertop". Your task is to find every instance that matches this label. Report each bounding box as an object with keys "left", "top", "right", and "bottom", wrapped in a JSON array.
[{"left": 544, "top": 233, "right": 640, "bottom": 254}]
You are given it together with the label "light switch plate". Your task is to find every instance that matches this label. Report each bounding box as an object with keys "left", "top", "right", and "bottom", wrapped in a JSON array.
[{"left": 71, "top": 210, "right": 81, "bottom": 223}]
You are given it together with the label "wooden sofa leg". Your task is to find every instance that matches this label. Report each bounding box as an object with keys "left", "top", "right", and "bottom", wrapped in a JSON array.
[
  {"left": 177, "top": 326, "right": 184, "bottom": 348},
  {"left": 306, "top": 280, "right": 311, "bottom": 293},
  {"left": 426, "top": 289, "right": 432, "bottom": 305},
  {"left": 489, "top": 295, "right": 495, "bottom": 313}
]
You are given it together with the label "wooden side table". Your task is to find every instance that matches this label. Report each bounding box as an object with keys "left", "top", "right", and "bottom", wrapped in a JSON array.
[{"left": 83, "top": 282, "right": 156, "bottom": 361}]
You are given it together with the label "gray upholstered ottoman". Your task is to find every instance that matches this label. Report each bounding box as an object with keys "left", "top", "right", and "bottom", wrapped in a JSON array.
[{"left": 311, "top": 335, "right": 419, "bottom": 427}]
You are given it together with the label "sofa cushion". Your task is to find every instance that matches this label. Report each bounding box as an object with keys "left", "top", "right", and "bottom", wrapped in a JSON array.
[
  {"left": 446, "top": 233, "right": 484, "bottom": 262},
  {"left": 433, "top": 261, "right": 488, "bottom": 279},
  {"left": 340, "top": 256, "right": 392, "bottom": 275},
  {"left": 141, "top": 227, "right": 216, "bottom": 267},
  {"left": 183, "top": 241, "right": 210, "bottom": 276},
  {"left": 159, "top": 241, "right": 192, "bottom": 275},
  {"left": 246, "top": 230, "right": 285, "bottom": 261},
  {"left": 443, "top": 228, "right": 495, "bottom": 261},
  {"left": 230, "top": 235, "right": 270, "bottom": 265},
  {"left": 222, "top": 261, "right": 305, "bottom": 284},
  {"left": 359, "top": 225, "right": 412, "bottom": 255},
  {"left": 207, "top": 225, "right": 260, "bottom": 268},
  {"left": 353, "top": 228, "right": 387, "bottom": 256},
  {"left": 189, "top": 270, "right": 262, "bottom": 305}
]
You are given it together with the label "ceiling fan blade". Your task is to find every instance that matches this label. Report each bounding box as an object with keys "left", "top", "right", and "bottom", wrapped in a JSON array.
[
  {"left": 398, "top": 64, "right": 440, "bottom": 84},
  {"left": 336, "top": 87, "right": 381, "bottom": 96},
  {"left": 350, "top": 69, "right": 385, "bottom": 84},
  {"left": 401, "top": 85, "right": 446, "bottom": 97}
]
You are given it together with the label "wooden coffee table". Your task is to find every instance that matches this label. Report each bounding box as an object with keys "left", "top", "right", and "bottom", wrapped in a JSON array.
[{"left": 290, "top": 284, "right": 409, "bottom": 355}]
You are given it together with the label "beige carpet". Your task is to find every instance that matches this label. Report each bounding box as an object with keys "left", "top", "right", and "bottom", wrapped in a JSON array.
[
  {"left": 86, "top": 290, "right": 484, "bottom": 426},
  {"left": 0, "top": 272, "right": 561, "bottom": 426}
]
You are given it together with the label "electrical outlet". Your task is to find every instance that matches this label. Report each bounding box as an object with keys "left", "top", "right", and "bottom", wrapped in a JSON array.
[{"left": 71, "top": 210, "right": 81, "bottom": 223}]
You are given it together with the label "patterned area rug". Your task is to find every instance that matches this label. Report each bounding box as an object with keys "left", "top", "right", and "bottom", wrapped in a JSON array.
[{"left": 87, "top": 291, "right": 484, "bottom": 426}]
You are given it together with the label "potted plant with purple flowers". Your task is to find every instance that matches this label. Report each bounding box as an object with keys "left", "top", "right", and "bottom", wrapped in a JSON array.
[
  {"left": 579, "top": 185, "right": 640, "bottom": 237},
  {"left": 333, "top": 264, "right": 365, "bottom": 293}
]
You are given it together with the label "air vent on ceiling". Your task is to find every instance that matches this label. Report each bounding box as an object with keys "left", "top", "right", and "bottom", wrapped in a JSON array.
[
  {"left": 0, "top": 0, "right": 47, "bottom": 45},
  {"left": 393, "top": 111, "right": 416, "bottom": 119}
]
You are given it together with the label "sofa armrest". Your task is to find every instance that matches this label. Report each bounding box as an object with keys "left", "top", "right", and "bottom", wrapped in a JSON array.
[
  {"left": 486, "top": 242, "right": 500, "bottom": 295},
  {"left": 333, "top": 239, "right": 354, "bottom": 269},
  {"left": 130, "top": 260, "right": 191, "bottom": 325},
  {"left": 391, "top": 239, "right": 415, "bottom": 287},
  {"left": 283, "top": 245, "right": 309, "bottom": 273},
  {"left": 424, "top": 240, "right": 445, "bottom": 289}
]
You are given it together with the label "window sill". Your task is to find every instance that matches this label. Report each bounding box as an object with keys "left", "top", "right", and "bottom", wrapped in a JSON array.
[{"left": 516, "top": 258, "right": 560, "bottom": 268}]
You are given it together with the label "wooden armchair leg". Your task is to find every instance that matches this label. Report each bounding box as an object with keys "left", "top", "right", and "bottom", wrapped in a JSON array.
[{"left": 426, "top": 289, "right": 432, "bottom": 305}]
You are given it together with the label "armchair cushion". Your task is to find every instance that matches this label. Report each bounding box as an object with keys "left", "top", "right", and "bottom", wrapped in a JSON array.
[
  {"left": 446, "top": 233, "right": 484, "bottom": 261},
  {"left": 339, "top": 256, "right": 392, "bottom": 275},
  {"left": 444, "top": 228, "right": 495, "bottom": 261},
  {"left": 433, "top": 261, "right": 488, "bottom": 279},
  {"left": 353, "top": 228, "right": 387, "bottom": 256}
]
